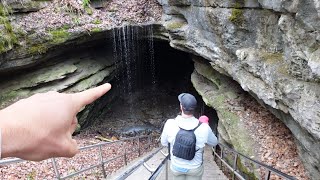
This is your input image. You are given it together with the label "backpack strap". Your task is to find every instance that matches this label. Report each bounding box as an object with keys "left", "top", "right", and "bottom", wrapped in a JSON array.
[
  {"left": 177, "top": 121, "right": 202, "bottom": 131},
  {"left": 191, "top": 122, "right": 202, "bottom": 131}
]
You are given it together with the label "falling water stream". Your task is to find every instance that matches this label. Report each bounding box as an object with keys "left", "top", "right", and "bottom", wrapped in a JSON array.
[
  {"left": 148, "top": 25, "right": 156, "bottom": 85},
  {"left": 112, "top": 25, "right": 156, "bottom": 114}
]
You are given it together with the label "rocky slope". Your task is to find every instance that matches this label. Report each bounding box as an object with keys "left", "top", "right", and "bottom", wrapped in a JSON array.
[{"left": 158, "top": 0, "right": 320, "bottom": 178}]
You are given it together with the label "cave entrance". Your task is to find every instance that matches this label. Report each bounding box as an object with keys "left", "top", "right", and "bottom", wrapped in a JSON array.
[{"left": 86, "top": 27, "right": 219, "bottom": 136}]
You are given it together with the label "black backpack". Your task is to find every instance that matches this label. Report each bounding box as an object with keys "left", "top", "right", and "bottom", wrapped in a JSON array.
[{"left": 172, "top": 122, "right": 202, "bottom": 160}]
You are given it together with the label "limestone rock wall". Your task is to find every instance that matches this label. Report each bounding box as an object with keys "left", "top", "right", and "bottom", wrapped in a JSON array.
[
  {"left": 0, "top": 49, "right": 116, "bottom": 127},
  {"left": 158, "top": 0, "right": 320, "bottom": 178}
]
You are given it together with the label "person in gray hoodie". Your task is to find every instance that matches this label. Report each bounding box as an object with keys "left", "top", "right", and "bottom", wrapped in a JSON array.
[{"left": 161, "top": 93, "right": 218, "bottom": 180}]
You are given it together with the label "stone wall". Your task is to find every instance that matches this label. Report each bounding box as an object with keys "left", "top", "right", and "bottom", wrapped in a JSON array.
[{"left": 158, "top": 0, "right": 320, "bottom": 178}]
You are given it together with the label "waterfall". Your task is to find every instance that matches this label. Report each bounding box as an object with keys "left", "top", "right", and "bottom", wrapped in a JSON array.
[
  {"left": 122, "top": 26, "right": 132, "bottom": 94},
  {"left": 147, "top": 25, "right": 156, "bottom": 85},
  {"left": 112, "top": 25, "right": 157, "bottom": 96},
  {"left": 112, "top": 29, "right": 120, "bottom": 85}
]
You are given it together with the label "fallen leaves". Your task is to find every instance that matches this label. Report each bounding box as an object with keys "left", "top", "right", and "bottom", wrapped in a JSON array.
[{"left": 230, "top": 96, "right": 309, "bottom": 179}]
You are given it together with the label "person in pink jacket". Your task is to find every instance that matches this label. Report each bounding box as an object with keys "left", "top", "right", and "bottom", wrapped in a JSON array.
[{"left": 199, "top": 115, "right": 209, "bottom": 124}]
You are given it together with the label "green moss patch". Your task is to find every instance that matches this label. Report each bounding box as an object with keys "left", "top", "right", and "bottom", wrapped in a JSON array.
[
  {"left": 0, "top": 4, "right": 18, "bottom": 54},
  {"left": 28, "top": 44, "right": 48, "bottom": 54},
  {"left": 50, "top": 29, "right": 70, "bottom": 44},
  {"left": 90, "top": 27, "right": 102, "bottom": 33},
  {"left": 0, "top": 4, "right": 11, "bottom": 16},
  {"left": 92, "top": 19, "right": 101, "bottom": 24},
  {"left": 82, "top": 0, "right": 91, "bottom": 8},
  {"left": 26, "top": 28, "right": 71, "bottom": 55},
  {"left": 166, "top": 21, "right": 185, "bottom": 30},
  {"left": 229, "top": 8, "right": 244, "bottom": 26},
  {"left": 229, "top": 1, "right": 245, "bottom": 26}
]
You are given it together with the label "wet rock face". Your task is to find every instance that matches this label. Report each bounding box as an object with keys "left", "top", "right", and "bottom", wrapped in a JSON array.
[{"left": 157, "top": 0, "right": 320, "bottom": 178}]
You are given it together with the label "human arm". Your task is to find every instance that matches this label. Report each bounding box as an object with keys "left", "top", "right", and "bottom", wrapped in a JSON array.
[
  {"left": 0, "top": 83, "right": 111, "bottom": 161},
  {"left": 206, "top": 126, "right": 218, "bottom": 147},
  {"left": 160, "top": 120, "right": 171, "bottom": 147}
]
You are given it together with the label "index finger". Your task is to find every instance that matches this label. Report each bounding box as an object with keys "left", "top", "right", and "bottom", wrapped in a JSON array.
[{"left": 71, "top": 83, "right": 112, "bottom": 111}]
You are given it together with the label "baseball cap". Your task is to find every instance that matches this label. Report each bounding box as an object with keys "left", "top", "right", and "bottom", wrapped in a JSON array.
[{"left": 178, "top": 93, "right": 197, "bottom": 111}]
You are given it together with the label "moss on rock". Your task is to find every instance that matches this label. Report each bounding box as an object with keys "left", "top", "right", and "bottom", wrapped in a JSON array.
[
  {"left": 0, "top": 3, "right": 11, "bottom": 16},
  {"left": 28, "top": 44, "right": 48, "bottom": 54},
  {"left": 229, "top": 8, "right": 244, "bottom": 25},
  {"left": 92, "top": 19, "right": 101, "bottom": 24},
  {"left": 228, "top": 1, "right": 245, "bottom": 26},
  {"left": 0, "top": 4, "right": 18, "bottom": 54},
  {"left": 90, "top": 27, "right": 102, "bottom": 33},
  {"left": 166, "top": 21, "right": 185, "bottom": 30},
  {"left": 50, "top": 29, "right": 70, "bottom": 44},
  {"left": 25, "top": 28, "right": 71, "bottom": 55}
]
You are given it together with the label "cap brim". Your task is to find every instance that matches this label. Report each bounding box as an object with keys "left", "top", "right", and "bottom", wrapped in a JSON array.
[{"left": 178, "top": 93, "right": 186, "bottom": 103}]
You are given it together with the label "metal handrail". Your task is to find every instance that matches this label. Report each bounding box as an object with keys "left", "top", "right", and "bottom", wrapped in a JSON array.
[
  {"left": 114, "top": 147, "right": 164, "bottom": 180},
  {"left": 212, "top": 143, "right": 297, "bottom": 180},
  {"left": 148, "top": 155, "right": 169, "bottom": 180},
  {"left": 114, "top": 146, "right": 169, "bottom": 180},
  {"left": 0, "top": 134, "right": 158, "bottom": 179}
]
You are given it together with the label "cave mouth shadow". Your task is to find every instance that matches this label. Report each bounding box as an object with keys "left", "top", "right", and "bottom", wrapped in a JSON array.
[{"left": 88, "top": 38, "right": 219, "bottom": 135}]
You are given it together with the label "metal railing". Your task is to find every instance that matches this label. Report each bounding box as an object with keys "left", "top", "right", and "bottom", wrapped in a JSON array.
[
  {"left": 146, "top": 143, "right": 297, "bottom": 180},
  {"left": 212, "top": 143, "right": 297, "bottom": 180},
  {"left": 114, "top": 148, "right": 169, "bottom": 180},
  {"left": 0, "top": 135, "right": 158, "bottom": 179},
  {"left": 148, "top": 152, "right": 169, "bottom": 180}
]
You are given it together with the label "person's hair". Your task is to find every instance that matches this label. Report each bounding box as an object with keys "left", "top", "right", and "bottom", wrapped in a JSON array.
[{"left": 182, "top": 108, "right": 194, "bottom": 115}]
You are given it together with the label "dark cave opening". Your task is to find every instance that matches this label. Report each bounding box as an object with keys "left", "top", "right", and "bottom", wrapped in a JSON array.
[{"left": 86, "top": 35, "right": 220, "bottom": 135}]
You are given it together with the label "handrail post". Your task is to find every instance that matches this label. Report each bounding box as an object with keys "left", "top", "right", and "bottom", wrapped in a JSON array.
[
  {"left": 265, "top": 170, "right": 271, "bottom": 180},
  {"left": 232, "top": 154, "right": 238, "bottom": 180},
  {"left": 213, "top": 146, "right": 217, "bottom": 161},
  {"left": 165, "top": 158, "right": 169, "bottom": 180},
  {"left": 124, "top": 148, "right": 128, "bottom": 166},
  {"left": 99, "top": 145, "right": 107, "bottom": 178},
  {"left": 51, "top": 158, "right": 60, "bottom": 179},
  {"left": 220, "top": 146, "right": 224, "bottom": 168},
  {"left": 138, "top": 137, "right": 141, "bottom": 157}
]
